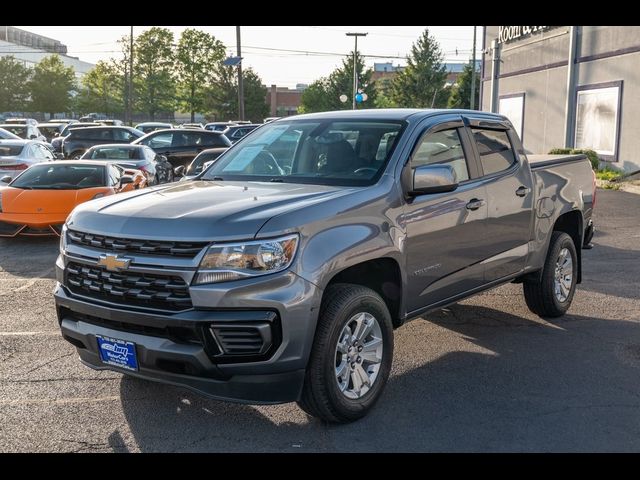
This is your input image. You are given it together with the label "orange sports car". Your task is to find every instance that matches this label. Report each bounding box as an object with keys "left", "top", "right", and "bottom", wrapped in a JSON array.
[{"left": 0, "top": 160, "right": 146, "bottom": 237}]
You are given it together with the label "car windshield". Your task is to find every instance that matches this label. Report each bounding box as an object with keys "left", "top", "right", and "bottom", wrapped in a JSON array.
[
  {"left": 201, "top": 120, "right": 404, "bottom": 186},
  {"left": 1, "top": 125, "right": 26, "bottom": 137},
  {"left": 10, "top": 164, "right": 106, "bottom": 190},
  {"left": 38, "top": 126, "right": 61, "bottom": 137},
  {"left": 0, "top": 145, "right": 24, "bottom": 156},
  {"left": 84, "top": 147, "right": 141, "bottom": 160}
]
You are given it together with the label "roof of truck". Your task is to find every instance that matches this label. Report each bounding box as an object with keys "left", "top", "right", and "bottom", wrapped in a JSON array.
[{"left": 285, "top": 108, "right": 506, "bottom": 122}]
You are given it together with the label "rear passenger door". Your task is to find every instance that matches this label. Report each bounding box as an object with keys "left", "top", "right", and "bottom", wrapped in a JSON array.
[
  {"left": 464, "top": 117, "right": 534, "bottom": 281},
  {"left": 403, "top": 115, "right": 489, "bottom": 312}
]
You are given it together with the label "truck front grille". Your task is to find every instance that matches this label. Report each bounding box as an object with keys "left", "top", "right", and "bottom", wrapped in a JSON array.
[
  {"left": 66, "top": 262, "right": 192, "bottom": 311},
  {"left": 67, "top": 229, "right": 208, "bottom": 258}
]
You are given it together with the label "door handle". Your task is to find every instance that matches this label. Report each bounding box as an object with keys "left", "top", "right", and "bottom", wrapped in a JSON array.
[
  {"left": 466, "top": 199, "right": 486, "bottom": 211},
  {"left": 516, "top": 186, "right": 531, "bottom": 197}
]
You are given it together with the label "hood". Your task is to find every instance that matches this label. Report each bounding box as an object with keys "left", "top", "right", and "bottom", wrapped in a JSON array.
[
  {"left": 1, "top": 187, "right": 109, "bottom": 214},
  {"left": 69, "top": 180, "right": 357, "bottom": 241}
]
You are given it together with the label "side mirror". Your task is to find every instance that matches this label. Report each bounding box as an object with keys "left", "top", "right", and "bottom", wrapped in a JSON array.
[
  {"left": 29, "top": 134, "right": 37, "bottom": 140},
  {"left": 408, "top": 164, "right": 458, "bottom": 196},
  {"left": 202, "top": 160, "right": 214, "bottom": 171},
  {"left": 120, "top": 176, "right": 134, "bottom": 185},
  {"left": 158, "top": 154, "right": 168, "bottom": 162},
  {"left": 0, "top": 175, "right": 12, "bottom": 184},
  {"left": 54, "top": 152, "right": 65, "bottom": 160},
  {"left": 174, "top": 165, "right": 185, "bottom": 177}
]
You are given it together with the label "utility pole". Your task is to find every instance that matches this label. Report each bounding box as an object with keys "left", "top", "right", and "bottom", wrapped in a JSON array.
[
  {"left": 346, "top": 32, "right": 367, "bottom": 110},
  {"left": 127, "top": 26, "right": 134, "bottom": 126},
  {"left": 236, "top": 26, "right": 245, "bottom": 121},
  {"left": 470, "top": 26, "right": 477, "bottom": 110},
  {"left": 489, "top": 39, "right": 501, "bottom": 113}
]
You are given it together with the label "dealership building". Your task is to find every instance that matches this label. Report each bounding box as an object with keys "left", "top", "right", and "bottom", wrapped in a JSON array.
[{"left": 481, "top": 26, "right": 640, "bottom": 173}]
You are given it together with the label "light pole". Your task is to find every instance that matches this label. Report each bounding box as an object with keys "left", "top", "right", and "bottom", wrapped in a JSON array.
[
  {"left": 236, "top": 26, "right": 245, "bottom": 121},
  {"left": 345, "top": 32, "right": 367, "bottom": 110},
  {"left": 127, "top": 26, "right": 134, "bottom": 125},
  {"left": 470, "top": 26, "right": 477, "bottom": 110}
]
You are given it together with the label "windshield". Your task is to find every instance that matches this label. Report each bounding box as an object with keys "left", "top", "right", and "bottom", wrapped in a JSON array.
[
  {"left": 1, "top": 125, "right": 26, "bottom": 137},
  {"left": 10, "top": 164, "right": 106, "bottom": 189},
  {"left": 201, "top": 120, "right": 404, "bottom": 186},
  {"left": 83, "top": 147, "right": 141, "bottom": 160},
  {"left": 38, "top": 126, "right": 61, "bottom": 137},
  {"left": 0, "top": 145, "right": 24, "bottom": 156}
]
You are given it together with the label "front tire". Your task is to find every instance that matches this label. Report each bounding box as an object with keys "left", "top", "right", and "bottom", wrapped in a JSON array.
[
  {"left": 298, "top": 283, "right": 394, "bottom": 423},
  {"left": 523, "top": 231, "right": 578, "bottom": 317}
]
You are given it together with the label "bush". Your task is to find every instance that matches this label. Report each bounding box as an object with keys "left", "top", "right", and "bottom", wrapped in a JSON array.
[
  {"left": 548, "top": 148, "right": 599, "bottom": 170},
  {"left": 595, "top": 166, "right": 622, "bottom": 182}
]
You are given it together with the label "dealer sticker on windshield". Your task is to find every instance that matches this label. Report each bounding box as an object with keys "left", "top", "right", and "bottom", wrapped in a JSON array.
[{"left": 96, "top": 335, "right": 138, "bottom": 371}]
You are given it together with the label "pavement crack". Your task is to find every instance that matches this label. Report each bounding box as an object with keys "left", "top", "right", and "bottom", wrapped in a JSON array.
[{"left": 21, "top": 352, "right": 74, "bottom": 375}]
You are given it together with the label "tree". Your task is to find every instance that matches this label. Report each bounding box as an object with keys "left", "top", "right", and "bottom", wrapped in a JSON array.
[
  {"left": 373, "top": 77, "right": 397, "bottom": 109},
  {"left": 299, "top": 51, "right": 377, "bottom": 113},
  {"left": 389, "top": 29, "right": 448, "bottom": 108},
  {"left": 447, "top": 63, "right": 480, "bottom": 109},
  {"left": 75, "top": 61, "right": 124, "bottom": 116},
  {"left": 29, "top": 55, "right": 76, "bottom": 117},
  {"left": 133, "top": 27, "right": 176, "bottom": 120},
  {"left": 176, "top": 29, "right": 226, "bottom": 122},
  {"left": 207, "top": 67, "right": 268, "bottom": 122},
  {"left": 0, "top": 56, "right": 31, "bottom": 112}
]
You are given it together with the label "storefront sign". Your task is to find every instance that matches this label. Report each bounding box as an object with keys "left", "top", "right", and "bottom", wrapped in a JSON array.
[{"left": 498, "top": 26, "right": 551, "bottom": 44}]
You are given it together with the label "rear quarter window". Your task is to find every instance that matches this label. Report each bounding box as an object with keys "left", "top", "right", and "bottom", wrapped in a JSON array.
[{"left": 472, "top": 128, "right": 516, "bottom": 176}]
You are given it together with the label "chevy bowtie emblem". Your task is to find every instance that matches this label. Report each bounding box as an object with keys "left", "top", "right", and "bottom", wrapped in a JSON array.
[{"left": 97, "top": 254, "right": 131, "bottom": 272}]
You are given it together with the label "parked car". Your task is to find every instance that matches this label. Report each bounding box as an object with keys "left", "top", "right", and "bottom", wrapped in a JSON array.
[
  {"left": 50, "top": 123, "right": 102, "bottom": 154},
  {"left": 135, "top": 122, "right": 174, "bottom": 134},
  {"left": 37, "top": 123, "right": 67, "bottom": 142},
  {"left": 96, "top": 119, "right": 124, "bottom": 126},
  {"left": 61, "top": 126, "right": 144, "bottom": 159},
  {"left": 0, "top": 139, "right": 55, "bottom": 177},
  {"left": 54, "top": 108, "right": 596, "bottom": 423},
  {"left": 53, "top": 119, "right": 78, "bottom": 124},
  {"left": 204, "top": 121, "right": 237, "bottom": 132},
  {"left": 5, "top": 118, "right": 39, "bottom": 126},
  {"left": 221, "top": 124, "right": 261, "bottom": 143},
  {"left": 0, "top": 160, "right": 146, "bottom": 237},
  {"left": 182, "top": 147, "right": 228, "bottom": 178},
  {"left": 0, "top": 128, "right": 21, "bottom": 140},
  {"left": 181, "top": 123, "right": 205, "bottom": 130},
  {"left": 132, "top": 128, "right": 231, "bottom": 168},
  {"left": 80, "top": 144, "right": 175, "bottom": 185},
  {"left": 0, "top": 124, "right": 47, "bottom": 142}
]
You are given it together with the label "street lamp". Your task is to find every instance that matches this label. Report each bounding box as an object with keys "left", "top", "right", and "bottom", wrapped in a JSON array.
[{"left": 345, "top": 32, "right": 367, "bottom": 110}]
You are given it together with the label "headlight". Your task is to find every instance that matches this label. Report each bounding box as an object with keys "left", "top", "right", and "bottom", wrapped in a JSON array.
[
  {"left": 59, "top": 223, "right": 68, "bottom": 253},
  {"left": 194, "top": 234, "right": 298, "bottom": 285}
]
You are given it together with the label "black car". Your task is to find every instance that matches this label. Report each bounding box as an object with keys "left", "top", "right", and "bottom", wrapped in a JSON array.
[
  {"left": 221, "top": 124, "right": 261, "bottom": 143},
  {"left": 132, "top": 128, "right": 231, "bottom": 168},
  {"left": 62, "top": 126, "right": 144, "bottom": 159},
  {"left": 80, "top": 144, "right": 175, "bottom": 185},
  {"left": 183, "top": 147, "right": 228, "bottom": 177},
  {"left": 50, "top": 122, "right": 102, "bottom": 153}
]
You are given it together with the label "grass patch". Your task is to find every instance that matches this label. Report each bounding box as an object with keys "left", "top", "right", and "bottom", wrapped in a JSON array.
[{"left": 595, "top": 167, "right": 623, "bottom": 182}]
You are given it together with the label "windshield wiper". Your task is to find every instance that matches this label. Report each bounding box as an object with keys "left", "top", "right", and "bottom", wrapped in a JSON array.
[{"left": 201, "top": 176, "right": 224, "bottom": 181}]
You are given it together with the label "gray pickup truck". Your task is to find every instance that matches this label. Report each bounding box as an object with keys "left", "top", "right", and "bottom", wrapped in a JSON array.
[{"left": 55, "top": 109, "right": 596, "bottom": 423}]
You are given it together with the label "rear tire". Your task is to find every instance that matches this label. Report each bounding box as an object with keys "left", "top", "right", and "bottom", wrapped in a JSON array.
[
  {"left": 297, "top": 283, "right": 394, "bottom": 423},
  {"left": 523, "top": 232, "right": 577, "bottom": 317}
]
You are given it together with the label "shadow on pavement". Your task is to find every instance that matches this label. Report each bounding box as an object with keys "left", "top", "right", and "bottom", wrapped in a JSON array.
[
  {"left": 0, "top": 237, "right": 59, "bottom": 280},
  {"left": 115, "top": 305, "right": 640, "bottom": 452}
]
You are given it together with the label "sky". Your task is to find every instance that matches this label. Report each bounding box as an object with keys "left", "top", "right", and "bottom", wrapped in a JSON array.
[{"left": 15, "top": 26, "right": 477, "bottom": 88}]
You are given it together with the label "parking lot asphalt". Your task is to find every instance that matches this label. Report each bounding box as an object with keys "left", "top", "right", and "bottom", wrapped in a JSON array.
[{"left": 1, "top": 189, "right": 639, "bottom": 452}]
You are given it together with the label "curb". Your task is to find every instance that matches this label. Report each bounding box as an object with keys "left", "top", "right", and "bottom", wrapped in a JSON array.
[{"left": 596, "top": 178, "right": 640, "bottom": 195}]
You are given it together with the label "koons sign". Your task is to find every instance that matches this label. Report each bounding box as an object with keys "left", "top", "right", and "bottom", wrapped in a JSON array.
[{"left": 498, "top": 26, "right": 552, "bottom": 44}]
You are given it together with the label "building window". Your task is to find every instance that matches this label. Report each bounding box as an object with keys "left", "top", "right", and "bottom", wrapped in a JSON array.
[
  {"left": 499, "top": 93, "right": 525, "bottom": 142},
  {"left": 575, "top": 81, "right": 622, "bottom": 161}
]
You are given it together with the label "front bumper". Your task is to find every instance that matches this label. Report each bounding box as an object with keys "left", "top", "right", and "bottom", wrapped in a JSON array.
[
  {"left": 54, "top": 262, "right": 322, "bottom": 404},
  {"left": 0, "top": 214, "right": 66, "bottom": 237}
]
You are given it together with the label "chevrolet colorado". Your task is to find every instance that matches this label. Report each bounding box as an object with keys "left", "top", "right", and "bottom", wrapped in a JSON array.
[{"left": 54, "top": 109, "right": 596, "bottom": 423}]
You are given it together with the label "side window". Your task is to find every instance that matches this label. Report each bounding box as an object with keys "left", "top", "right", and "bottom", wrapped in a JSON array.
[
  {"left": 108, "top": 165, "right": 121, "bottom": 186},
  {"left": 411, "top": 128, "right": 469, "bottom": 182},
  {"left": 113, "top": 129, "right": 137, "bottom": 142},
  {"left": 203, "top": 133, "right": 228, "bottom": 147},
  {"left": 472, "top": 128, "right": 516, "bottom": 176},
  {"left": 145, "top": 132, "right": 173, "bottom": 149}
]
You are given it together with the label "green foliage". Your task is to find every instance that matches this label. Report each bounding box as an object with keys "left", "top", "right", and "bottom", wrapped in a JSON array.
[
  {"left": 28, "top": 55, "right": 76, "bottom": 116},
  {"left": 595, "top": 166, "right": 622, "bottom": 181},
  {"left": 299, "top": 51, "right": 377, "bottom": 113},
  {"left": 389, "top": 29, "right": 448, "bottom": 108},
  {"left": 133, "top": 27, "right": 176, "bottom": 120},
  {"left": 176, "top": 29, "right": 226, "bottom": 122},
  {"left": 447, "top": 63, "right": 480, "bottom": 109},
  {"left": 549, "top": 148, "right": 600, "bottom": 170},
  {"left": 0, "top": 56, "right": 31, "bottom": 112},
  {"left": 374, "top": 78, "right": 397, "bottom": 109},
  {"left": 75, "top": 61, "right": 123, "bottom": 116},
  {"left": 206, "top": 67, "right": 268, "bottom": 123}
]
